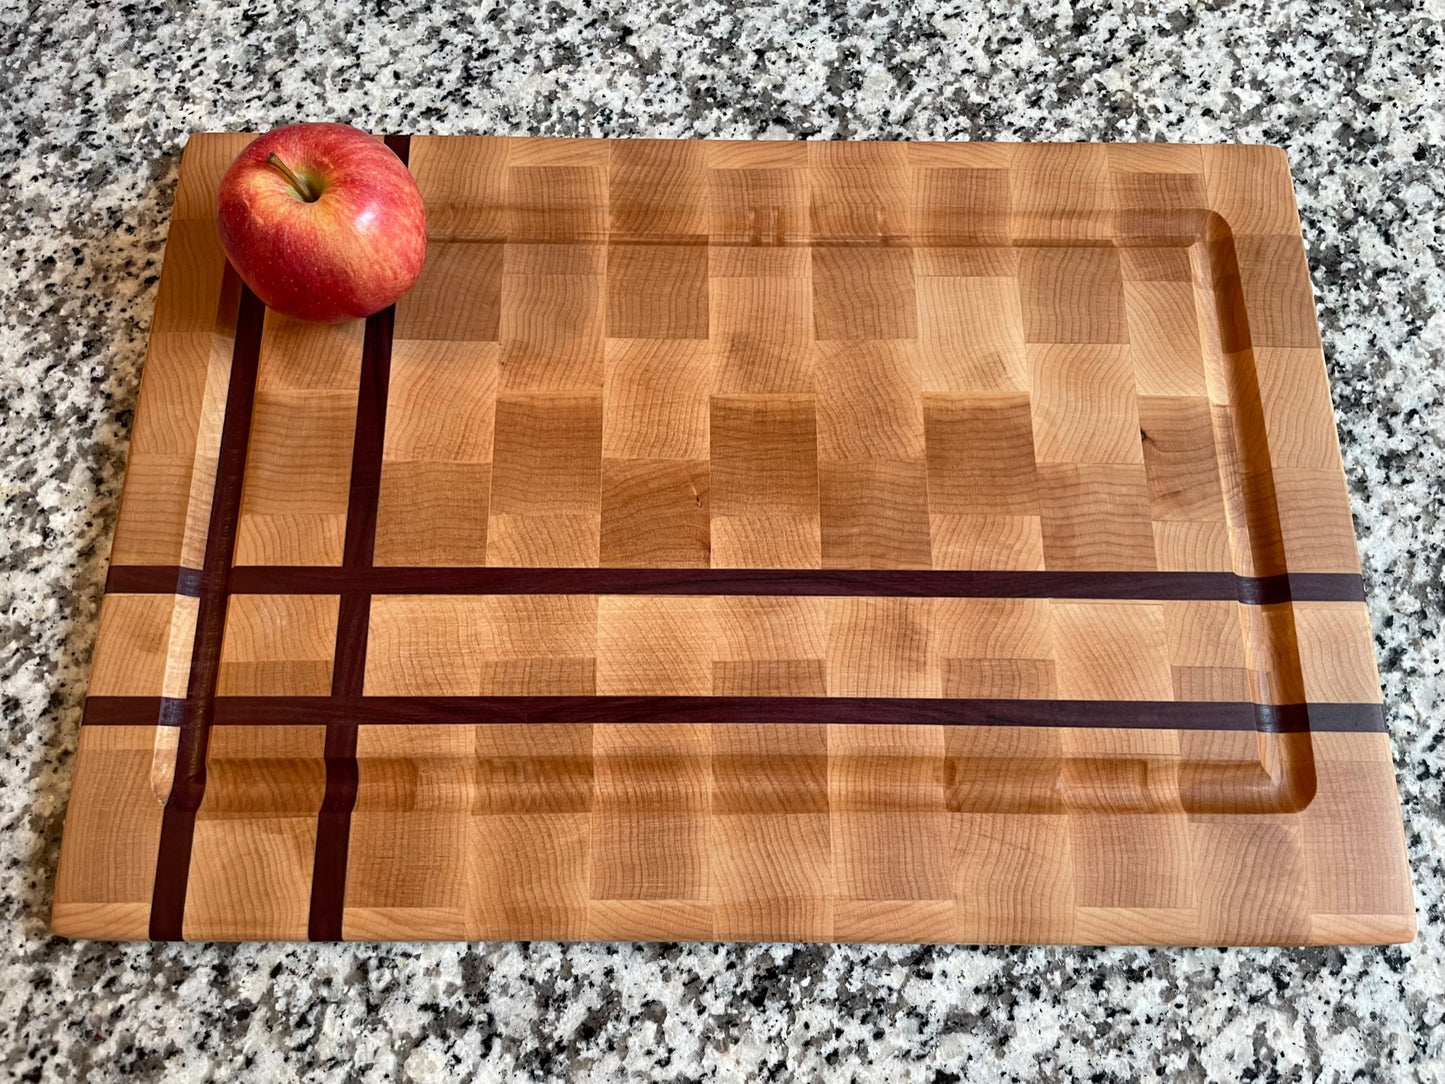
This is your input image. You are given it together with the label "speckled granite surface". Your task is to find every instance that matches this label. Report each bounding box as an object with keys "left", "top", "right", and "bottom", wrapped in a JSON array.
[{"left": 3, "top": 1, "right": 1443, "bottom": 1080}]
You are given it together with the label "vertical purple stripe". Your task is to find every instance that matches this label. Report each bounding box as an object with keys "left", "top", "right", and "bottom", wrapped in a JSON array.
[
  {"left": 149, "top": 284, "right": 266, "bottom": 940},
  {"left": 308, "top": 134, "right": 408, "bottom": 940}
]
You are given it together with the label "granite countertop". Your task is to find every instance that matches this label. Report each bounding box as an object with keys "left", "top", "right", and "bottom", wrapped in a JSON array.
[{"left": 3, "top": 2, "right": 1443, "bottom": 1080}]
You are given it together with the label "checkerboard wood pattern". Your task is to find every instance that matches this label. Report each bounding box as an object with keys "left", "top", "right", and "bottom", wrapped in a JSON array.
[{"left": 52, "top": 135, "right": 1413, "bottom": 945}]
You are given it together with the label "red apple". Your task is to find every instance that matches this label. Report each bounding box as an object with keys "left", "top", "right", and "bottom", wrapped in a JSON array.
[{"left": 215, "top": 123, "right": 426, "bottom": 323}]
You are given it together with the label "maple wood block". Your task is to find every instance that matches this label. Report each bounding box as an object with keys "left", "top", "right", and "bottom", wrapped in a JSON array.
[
  {"left": 1029, "top": 344, "right": 1142, "bottom": 465},
  {"left": 375, "top": 460, "right": 491, "bottom": 566},
  {"left": 914, "top": 276, "right": 1028, "bottom": 392},
  {"left": 218, "top": 593, "right": 338, "bottom": 695},
  {"left": 1037, "top": 462, "right": 1157, "bottom": 571},
  {"left": 52, "top": 727, "right": 166, "bottom": 938},
  {"left": 818, "top": 459, "right": 932, "bottom": 570},
  {"left": 709, "top": 395, "right": 819, "bottom": 517},
  {"left": 708, "top": 277, "right": 812, "bottom": 392},
  {"left": 929, "top": 514, "right": 1046, "bottom": 571},
  {"left": 1019, "top": 246, "right": 1128, "bottom": 344},
  {"left": 395, "top": 242, "right": 502, "bottom": 342},
  {"left": 603, "top": 339, "right": 712, "bottom": 459},
  {"left": 89, "top": 593, "right": 197, "bottom": 698},
  {"left": 57, "top": 135, "right": 1411, "bottom": 947},
  {"left": 606, "top": 241, "right": 710, "bottom": 339},
  {"left": 811, "top": 245, "right": 916, "bottom": 340},
  {"left": 706, "top": 165, "right": 808, "bottom": 250}
]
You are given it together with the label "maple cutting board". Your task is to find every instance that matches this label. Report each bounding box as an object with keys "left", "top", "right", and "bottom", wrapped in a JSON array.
[{"left": 53, "top": 135, "right": 1414, "bottom": 945}]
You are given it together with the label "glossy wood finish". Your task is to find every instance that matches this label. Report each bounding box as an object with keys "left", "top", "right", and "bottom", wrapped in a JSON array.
[{"left": 53, "top": 136, "right": 1413, "bottom": 945}]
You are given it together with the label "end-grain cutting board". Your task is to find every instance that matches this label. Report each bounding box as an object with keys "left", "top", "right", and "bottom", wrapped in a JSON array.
[{"left": 53, "top": 136, "right": 1414, "bottom": 945}]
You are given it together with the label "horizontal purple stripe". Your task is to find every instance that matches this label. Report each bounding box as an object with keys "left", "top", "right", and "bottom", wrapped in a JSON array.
[
  {"left": 215, "top": 566, "right": 1366, "bottom": 604},
  {"left": 82, "top": 695, "right": 1386, "bottom": 733},
  {"left": 106, "top": 564, "right": 203, "bottom": 597}
]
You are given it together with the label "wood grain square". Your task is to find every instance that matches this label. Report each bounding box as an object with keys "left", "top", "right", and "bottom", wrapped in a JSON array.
[
  {"left": 1010, "top": 143, "right": 1109, "bottom": 241},
  {"left": 712, "top": 658, "right": 827, "bottom": 697},
  {"left": 929, "top": 514, "right": 1046, "bottom": 571},
  {"left": 932, "top": 597, "right": 1054, "bottom": 661},
  {"left": 406, "top": 135, "right": 508, "bottom": 241},
  {"left": 1233, "top": 235, "right": 1323, "bottom": 349},
  {"left": 709, "top": 395, "right": 819, "bottom": 517},
  {"left": 835, "top": 812, "right": 951, "bottom": 900},
  {"left": 815, "top": 341, "right": 924, "bottom": 460},
  {"left": 375, "top": 460, "right": 491, "bottom": 566},
  {"left": 1138, "top": 396, "right": 1227, "bottom": 522},
  {"left": 1201, "top": 145, "right": 1302, "bottom": 237},
  {"left": 710, "top": 277, "right": 813, "bottom": 393},
  {"left": 1037, "top": 462, "right": 1157, "bottom": 571},
  {"left": 1190, "top": 818, "right": 1311, "bottom": 943},
  {"left": 609, "top": 139, "right": 707, "bottom": 238},
  {"left": 499, "top": 269, "right": 604, "bottom": 391},
  {"left": 1293, "top": 602, "right": 1382, "bottom": 704},
  {"left": 828, "top": 724, "right": 947, "bottom": 815},
  {"left": 707, "top": 166, "right": 809, "bottom": 251},
  {"left": 365, "top": 596, "right": 484, "bottom": 696},
  {"left": 1270, "top": 467, "right": 1363, "bottom": 573},
  {"left": 712, "top": 724, "right": 828, "bottom": 814},
  {"left": 505, "top": 165, "right": 607, "bottom": 242},
  {"left": 235, "top": 388, "right": 356, "bottom": 565},
  {"left": 1301, "top": 758, "right": 1413, "bottom": 917},
  {"left": 1118, "top": 246, "right": 1193, "bottom": 283},
  {"left": 149, "top": 220, "right": 229, "bottom": 336},
  {"left": 218, "top": 593, "right": 338, "bottom": 696},
  {"left": 710, "top": 513, "right": 821, "bottom": 569},
  {"left": 826, "top": 598, "right": 934, "bottom": 698},
  {"left": 915, "top": 246, "right": 1019, "bottom": 278},
  {"left": 924, "top": 394, "right": 1040, "bottom": 515},
  {"left": 52, "top": 728, "right": 165, "bottom": 937},
  {"left": 485, "top": 513, "right": 600, "bottom": 568},
  {"left": 600, "top": 458, "right": 711, "bottom": 567},
  {"left": 466, "top": 813, "right": 590, "bottom": 939},
  {"left": 1069, "top": 814, "right": 1195, "bottom": 909},
  {"left": 185, "top": 816, "right": 318, "bottom": 940},
  {"left": 1108, "top": 171, "right": 1208, "bottom": 243},
  {"left": 818, "top": 459, "right": 932, "bottom": 570},
  {"left": 941, "top": 658, "right": 1058, "bottom": 699},
  {"left": 1163, "top": 600, "right": 1247, "bottom": 670},
  {"left": 1019, "top": 246, "right": 1127, "bottom": 344},
  {"left": 1254, "top": 347, "right": 1343, "bottom": 471},
  {"left": 603, "top": 338, "right": 712, "bottom": 460},
  {"left": 606, "top": 242, "right": 709, "bottom": 339},
  {"left": 596, "top": 597, "right": 713, "bottom": 695},
  {"left": 473, "top": 725, "right": 594, "bottom": 815},
  {"left": 710, "top": 596, "right": 829, "bottom": 664},
  {"left": 1124, "top": 280, "right": 1207, "bottom": 397},
  {"left": 812, "top": 245, "right": 917, "bottom": 341},
  {"left": 490, "top": 393, "right": 602, "bottom": 514},
  {"left": 1051, "top": 601, "right": 1173, "bottom": 701},
  {"left": 808, "top": 141, "right": 911, "bottom": 241},
  {"left": 384, "top": 340, "right": 497, "bottom": 462},
  {"left": 712, "top": 814, "right": 830, "bottom": 924},
  {"left": 912, "top": 168, "right": 1010, "bottom": 243},
  {"left": 1151, "top": 520, "right": 1234, "bottom": 573},
  {"left": 953, "top": 814, "right": 1075, "bottom": 942},
  {"left": 1029, "top": 344, "right": 1142, "bottom": 465},
  {"left": 914, "top": 277, "right": 1027, "bottom": 392},
  {"left": 89, "top": 593, "right": 197, "bottom": 698},
  {"left": 346, "top": 810, "right": 467, "bottom": 912},
  {"left": 395, "top": 242, "right": 503, "bottom": 341},
  {"left": 256, "top": 313, "right": 366, "bottom": 392},
  {"left": 590, "top": 812, "right": 709, "bottom": 900}
]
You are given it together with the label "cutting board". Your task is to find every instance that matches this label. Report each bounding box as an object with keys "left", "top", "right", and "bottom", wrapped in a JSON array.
[{"left": 52, "top": 135, "right": 1414, "bottom": 945}]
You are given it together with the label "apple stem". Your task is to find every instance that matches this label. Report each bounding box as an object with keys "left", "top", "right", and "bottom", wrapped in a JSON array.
[{"left": 266, "top": 152, "right": 320, "bottom": 202}]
